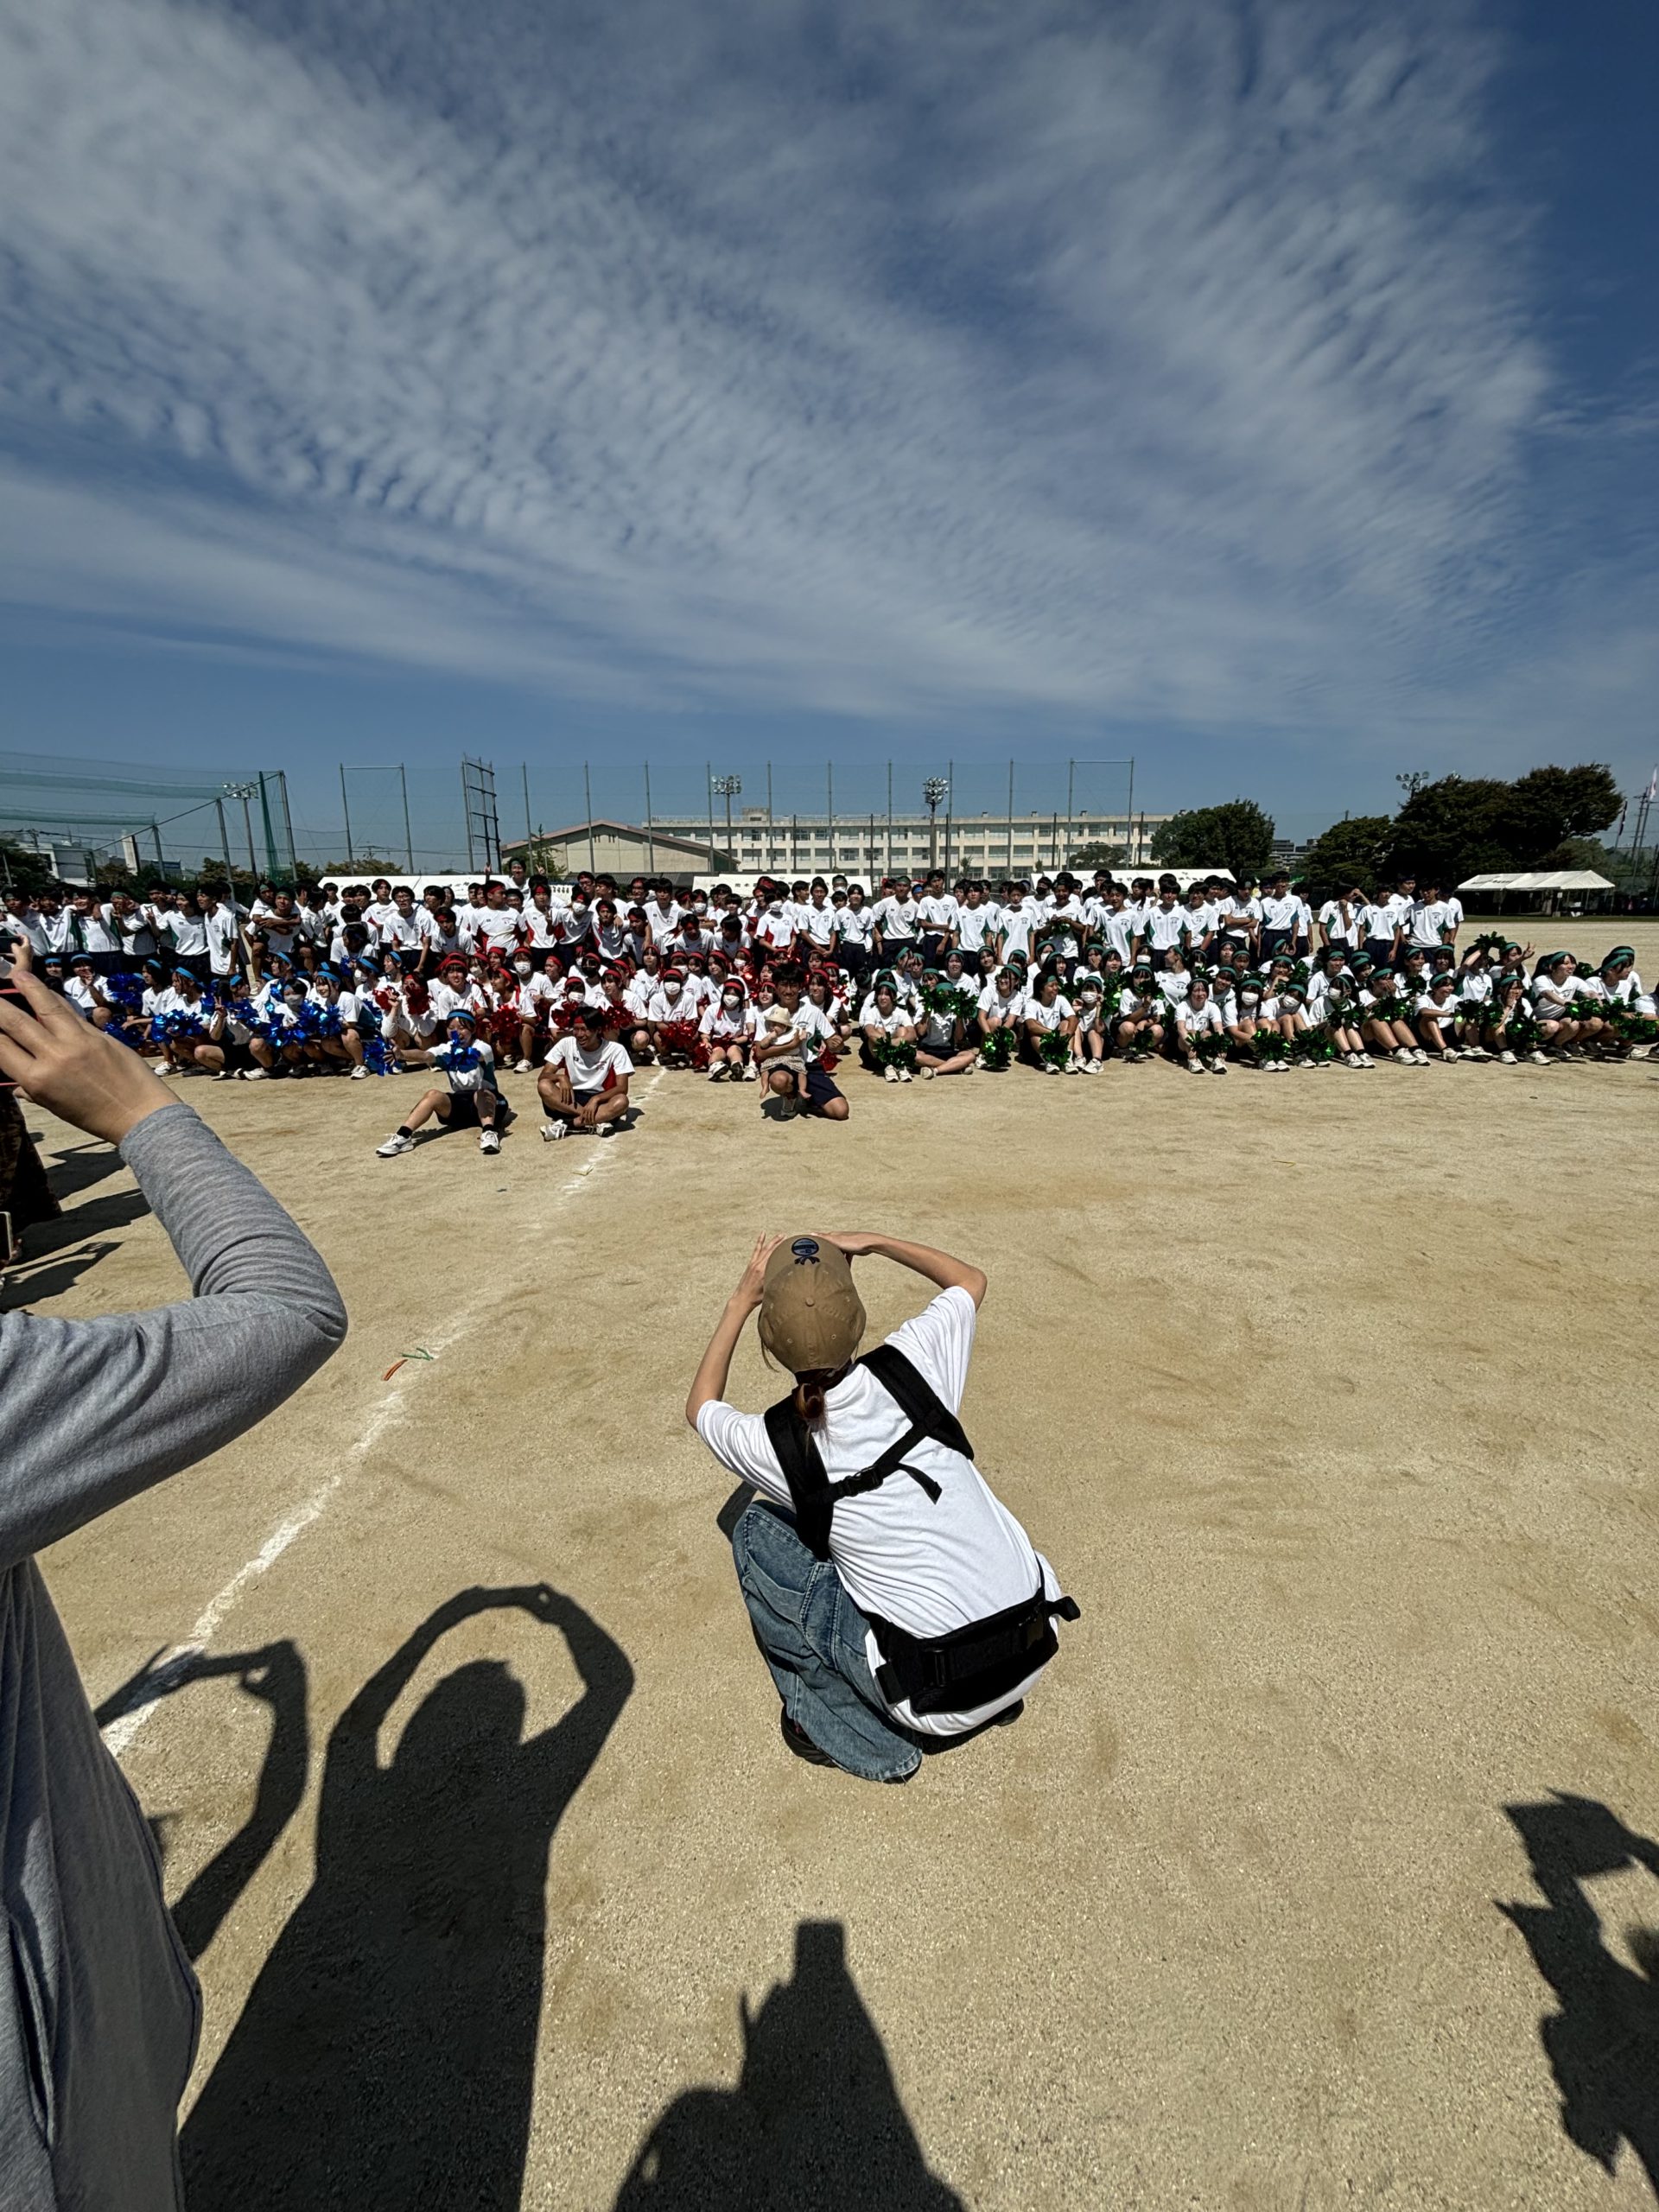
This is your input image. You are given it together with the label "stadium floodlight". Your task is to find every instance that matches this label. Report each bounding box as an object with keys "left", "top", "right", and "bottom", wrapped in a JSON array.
[{"left": 712, "top": 773, "right": 742, "bottom": 853}]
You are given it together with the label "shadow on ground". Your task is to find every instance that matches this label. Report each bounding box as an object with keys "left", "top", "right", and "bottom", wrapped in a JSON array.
[
  {"left": 95, "top": 1640, "right": 308, "bottom": 1960},
  {"left": 1500, "top": 1790, "right": 1659, "bottom": 2195},
  {"left": 614, "top": 1919, "right": 964, "bottom": 2210},
  {"left": 175, "top": 1583, "right": 632, "bottom": 2211}
]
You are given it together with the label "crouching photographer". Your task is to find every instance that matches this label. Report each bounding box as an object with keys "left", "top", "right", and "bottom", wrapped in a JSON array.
[
  {"left": 687, "top": 1229, "right": 1076, "bottom": 1783},
  {"left": 0, "top": 956, "right": 346, "bottom": 2211}
]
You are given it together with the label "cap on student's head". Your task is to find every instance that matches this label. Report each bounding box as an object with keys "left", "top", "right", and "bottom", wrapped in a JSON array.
[{"left": 758, "top": 1236, "right": 867, "bottom": 1375}]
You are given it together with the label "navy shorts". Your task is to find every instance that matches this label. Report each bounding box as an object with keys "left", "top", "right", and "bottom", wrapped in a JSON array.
[{"left": 802, "top": 1064, "right": 843, "bottom": 1112}]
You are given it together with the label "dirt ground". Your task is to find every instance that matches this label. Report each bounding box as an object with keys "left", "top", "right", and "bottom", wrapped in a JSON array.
[{"left": 16, "top": 914, "right": 1659, "bottom": 2209}]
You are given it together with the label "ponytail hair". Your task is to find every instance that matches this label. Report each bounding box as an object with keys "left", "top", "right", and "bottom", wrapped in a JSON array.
[{"left": 795, "top": 1370, "right": 832, "bottom": 1427}]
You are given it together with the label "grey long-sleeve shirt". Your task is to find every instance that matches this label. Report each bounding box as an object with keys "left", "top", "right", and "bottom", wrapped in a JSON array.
[{"left": 0, "top": 1101, "right": 346, "bottom": 2211}]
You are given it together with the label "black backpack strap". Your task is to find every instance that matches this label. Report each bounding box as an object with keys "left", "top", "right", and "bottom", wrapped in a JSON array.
[
  {"left": 859, "top": 1343, "right": 974, "bottom": 1461},
  {"left": 762, "top": 1395, "right": 834, "bottom": 1560}
]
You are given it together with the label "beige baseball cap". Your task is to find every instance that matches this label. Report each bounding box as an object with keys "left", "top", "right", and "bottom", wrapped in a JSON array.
[{"left": 758, "top": 1236, "right": 867, "bottom": 1374}]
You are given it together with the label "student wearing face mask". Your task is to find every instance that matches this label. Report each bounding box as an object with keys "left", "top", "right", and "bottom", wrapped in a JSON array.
[
  {"left": 702, "top": 979, "right": 758, "bottom": 1080},
  {"left": 753, "top": 893, "right": 798, "bottom": 959},
  {"left": 507, "top": 954, "right": 558, "bottom": 1071},
  {"left": 645, "top": 969, "right": 701, "bottom": 1065}
]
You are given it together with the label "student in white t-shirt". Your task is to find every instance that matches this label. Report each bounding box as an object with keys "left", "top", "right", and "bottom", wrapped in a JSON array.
[
  {"left": 1173, "top": 978, "right": 1228, "bottom": 1074},
  {"left": 1020, "top": 973, "right": 1075, "bottom": 1072},
  {"left": 537, "top": 1009, "right": 633, "bottom": 1138},
  {"left": 686, "top": 1230, "right": 1073, "bottom": 1782},
  {"left": 701, "top": 982, "right": 757, "bottom": 1080},
  {"left": 375, "top": 1007, "right": 507, "bottom": 1155},
  {"left": 1115, "top": 963, "right": 1165, "bottom": 1059}
]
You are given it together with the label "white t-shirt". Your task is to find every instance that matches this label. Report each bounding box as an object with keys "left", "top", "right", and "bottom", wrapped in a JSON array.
[
  {"left": 916, "top": 894, "right": 960, "bottom": 936},
  {"left": 201, "top": 906, "right": 245, "bottom": 975},
  {"left": 871, "top": 895, "right": 919, "bottom": 944},
  {"left": 753, "top": 910, "right": 797, "bottom": 953},
  {"left": 645, "top": 900, "right": 683, "bottom": 949},
  {"left": 1141, "top": 903, "right": 1192, "bottom": 951},
  {"left": 543, "top": 1033, "right": 633, "bottom": 1090},
  {"left": 859, "top": 998, "right": 912, "bottom": 1034},
  {"left": 1408, "top": 899, "right": 1453, "bottom": 950},
  {"left": 1176, "top": 997, "right": 1223, "bottom": 1037},
  {"left": 978, "top": 981, "right": 1026, "bottom": 1021},
  {"left": 834, "top": 905, "right": 874, "bottom": 949},
  {"left": 696, "top": 1287, "right": 1059, "bottom": 1735},
  {"left": 1259, "top": 893, "right": 1305, "bottom": 936},
  {"left": 1318, "top": 899, "right": 1363, "bottom": 949},
  {"left": 645, "top": 986, "right": 697, "bottom": 1026},
  {"left": 798, "top": 900, "right": 839, "bottom": 950},
  {"left": 1023, "top": 992, "right": 1073, "bottom": 1031},
  {"left": 954, "top": 900, "right": 995, "bottom": 953}
]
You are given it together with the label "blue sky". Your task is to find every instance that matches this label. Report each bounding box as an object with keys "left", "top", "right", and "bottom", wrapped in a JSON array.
[{"left": 2, "top": 0, "right": 1656, "bottom": 861}]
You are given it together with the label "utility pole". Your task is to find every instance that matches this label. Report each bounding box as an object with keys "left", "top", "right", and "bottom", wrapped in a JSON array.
[
  {"left": 339, "top": 766, "right": 353, "bottom": 870},
  {"left": 399, "top": 764, "right": 414, "bottom": 874},
  {"left": 945, "top": 759, "right": 954, "bottom": 877},
  {"left": 1007, "top": 760, "right": 1014, "bottom": 875},
  {"left": 584, "top": 764, "right": 596, "bottom": 874},
  {"left": 887, "top": 761, "right": 893, "bottom": 880},
  {"left": 644, "top": 762, "right": 656, "bottom": 874},
  {"left": 521, "top": 763, "right": 532, "bottom": 848},
  {"left": 827, "top": 762, "right": 834, "bottom": 863},
  {"left": 214, "top": 797, "right": 234, "bottom": 883}
]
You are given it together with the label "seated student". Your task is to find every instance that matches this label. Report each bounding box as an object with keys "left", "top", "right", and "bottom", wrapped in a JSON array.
[
  {"left": 974, "top": 965, "right": 1026, "bottom": 1068},
  {"left": 1313, "top": 965, "right": 1372, "bottom": 1068},
  {"left": 686, "top": 1230, "right": 1076, "bottom": 1783},
  {"left": 62, "top": 953, "right": 115, "bottom": 1029},
  {"left": 912, "top": 985, "right": 979, "bottom": 1079},
  {"left": 1115, "top": 963, "right": 1165, "bottom": 1061},
  {"left": 1071, "top": 974, "right": 1111, "bottom": 1071},
  {"left": 1357, "top": 968, "right": 1424, "bottom": 1065},
  {"left": 1413, "top": 971, "right": 1465, "bottom": 1061},
  {"left": 753, "top": 966, "right": 848, "bottom": 1122},
  {"left": 1020, "top": 972, "right": 1076, "bottom": 1072},
  {"left": 701, "top": 979, "right": 757, "bottom": 1081},
  {"left": 1173, "top": 976, "right": 1228, "bottom": 1074},
  {"left": 1529, "top": 952, "right": 1585, "bottom": 1057},
  {"left": 505, "top": 952, "right": 558, "bottom": 1071},
  {"left": 645, "top": 969, "right": 702, "bottom": 1066},
  {"left": 537, "top": 1007, "right": 634, "bottom": 1139},
  {"left": 376, "top": 1007, "right": 507, "bottom": 1155},
  {"left": 1593, "top": 945, "right": 1657, "bottom": 1057},
  {"left": 858, "top": 976, "right": 918, "bottom": 1083}
]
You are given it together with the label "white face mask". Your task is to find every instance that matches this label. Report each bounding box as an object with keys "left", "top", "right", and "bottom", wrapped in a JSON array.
[
  {"left": 513, "top": 960, "right": 532, "bottom": 976},
  {"left": 664, "top": 981, "right": 682, "bottom": 999},
  {"left": 723, "top": 992, "right": 741, "bottom": 1008},
  {"left": 767, "top": 900, "right": 783, "bottom": 916}
]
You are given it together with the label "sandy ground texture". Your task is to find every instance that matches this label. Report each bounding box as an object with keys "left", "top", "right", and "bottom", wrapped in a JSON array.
[{"left": 14, "top": 912, "right": 1659, "bottom": 2211}]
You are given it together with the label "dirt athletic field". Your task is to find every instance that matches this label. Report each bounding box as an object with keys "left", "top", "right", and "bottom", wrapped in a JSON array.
[{"left": 16, "top": 916, "right": 1659, "bottom": 2209}]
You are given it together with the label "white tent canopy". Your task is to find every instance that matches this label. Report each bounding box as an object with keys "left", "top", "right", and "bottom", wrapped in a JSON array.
[{"left": 1458, "top": 870, "right": 1614, "bottom": 892}]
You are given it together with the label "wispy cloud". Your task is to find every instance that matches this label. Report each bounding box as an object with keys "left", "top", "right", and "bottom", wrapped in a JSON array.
[{"left": 0, "top": 0, "right": 1643, "bottom": 751}]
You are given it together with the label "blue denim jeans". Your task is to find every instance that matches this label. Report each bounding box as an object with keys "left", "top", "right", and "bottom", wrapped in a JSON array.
[{"left": 731, "top": 1503, "right": 922, "bottom": 1783}]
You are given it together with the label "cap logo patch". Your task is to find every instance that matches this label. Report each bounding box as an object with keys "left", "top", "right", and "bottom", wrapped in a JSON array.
[{"left": 791, "top": 1238, "right": 821, "bottom": 1265}]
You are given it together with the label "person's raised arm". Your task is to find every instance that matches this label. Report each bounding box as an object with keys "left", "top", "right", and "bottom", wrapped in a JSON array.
[
  {"left": 0, "top": 964, "right": 346, "bottom": 1568},
  {"left": 821, "top": 1230, "right": 988, "bottom": 1308},
  {"left": 685, "top": 1231, "right": 779, "bottom": 1425}
]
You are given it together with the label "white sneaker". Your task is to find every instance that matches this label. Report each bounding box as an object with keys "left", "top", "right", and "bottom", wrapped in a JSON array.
[
  {"left": 1498, "top": 1049, "right": 1517, "bottom": 1064},
  {"left": 708, "top": 1066, "right": 725, "bottom": 1081},
  {"left": 243, "top": 1066, "right": 267, "bottom": 1080},
  {"left": 376, "top": 1133, "right": 415, "bottom": 1157},
  {"left": 742, "top": 1064, "right": 759, "bottom": 1081},
  {"left": 1211, "top": 1062, "right": 1228, "bottom": 1076},
  {"left": 1413, "top": 1049, "right": 1431, "bottom": 1065},
  {"left": 541, "top": 1120, "right": 568, "bottom": 1141},
  {"left": 921, "top": 1065, "right": 935, "bottom": 1079},
  {"left": 1443, "top": 1048, "right": 1460, "bottom": 1062},
  {"left": 479, "top": 1128, "right": 500, "bottom": 1154},
  {"left": 350, "top": 1064, "right": 368, "bottom": 1079},
  {"left": 1189, "top": 1062, "right": 1205, "bottom": 1076},
  {"left": 884, "top": 1065, "right": 900, "bottom": 1083},
  {"left": 1530, "top": 1049, "right": 1549, "bottom": 1065},
  {"left": 899, "top": 1067, "right": 912, "bottom": 1083},
  {"left": 514, "top": 1058, "right": 533, "bottom": 1073}
]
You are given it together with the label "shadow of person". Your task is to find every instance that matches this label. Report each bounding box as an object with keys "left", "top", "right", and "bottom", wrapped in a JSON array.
[
  {"left": 614, "top": 1919, "right": 963, "bottom": 2210},
  {"left": 181, "top": 1585, "right": 632, "bottom": 2212},
  {"left": 1499, "top": 1791, "right": 1659, "bottom": 2193},
  {"left": 94, "top": 1639, "right": 308, "bottom": 1960}
]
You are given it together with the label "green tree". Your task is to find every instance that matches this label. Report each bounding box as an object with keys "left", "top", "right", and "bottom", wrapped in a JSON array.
[
  {"left": 0, "top": 837, "right": 56, "bottom": 893},
  {"left": 1384, "top": 776, "right": 1512, "bottom": 887},
  {"left": 1067, "top": 839, "right": 1128, "bottom": 870},
  {"left": 1297, "top": 814, "right": 1395, "bottom": 898},
  {"left": 1149, "top": 799, "right": 1275, "bottom": 881},
  {"left": 1496, "top": 763, "right": 1622, "bottom": 866}
]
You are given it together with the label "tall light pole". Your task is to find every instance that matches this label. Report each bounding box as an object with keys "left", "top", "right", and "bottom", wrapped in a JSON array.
[
  {"left": 223, "top": 782, "right": 258, "bottom": 881},
  {"left": 712, "top": 773, "right": 741, "bottom": 866},
  {"left": 923, "top": 776, "right": 949, "bottom": 873}
]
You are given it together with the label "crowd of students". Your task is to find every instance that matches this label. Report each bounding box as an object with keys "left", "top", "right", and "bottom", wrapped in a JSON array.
[{"left": 3, "top": 864, "right": 1653, "bottom": 1153}]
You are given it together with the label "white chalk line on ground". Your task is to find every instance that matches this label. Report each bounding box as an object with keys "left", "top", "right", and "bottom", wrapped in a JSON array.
[{"left": 100, "top": 1071, "right": 664, "bottom": 1760}]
